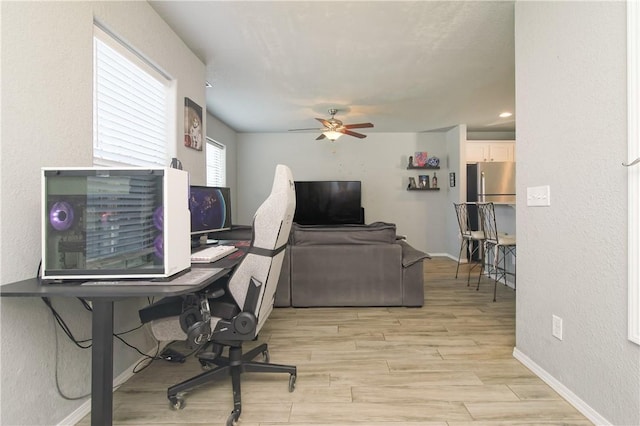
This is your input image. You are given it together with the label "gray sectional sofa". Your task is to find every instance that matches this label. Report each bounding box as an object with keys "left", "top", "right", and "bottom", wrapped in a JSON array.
[{"left": 274, "top": 222, "right": 430, "bottom": 307}]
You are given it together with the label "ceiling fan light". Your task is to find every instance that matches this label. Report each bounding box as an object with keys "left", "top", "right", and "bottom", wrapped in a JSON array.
[{"left": 323, "top": 130, "right": 343, "bottom": 141}]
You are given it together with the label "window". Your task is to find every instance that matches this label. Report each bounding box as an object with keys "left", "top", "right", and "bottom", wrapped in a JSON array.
[
  {"left": 93, "top": 24, "right": 171, "bottom": 167},
  {"left": 206, "top": 137, "right": 226, "bottom": 186},
  {"left": 628, "top": 1, "right": 640, "bottom": 345}
]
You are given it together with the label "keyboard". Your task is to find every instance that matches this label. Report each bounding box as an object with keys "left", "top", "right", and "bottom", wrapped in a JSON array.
[{"left": 190, "top": 245, "right": 238, "bottom": 263}]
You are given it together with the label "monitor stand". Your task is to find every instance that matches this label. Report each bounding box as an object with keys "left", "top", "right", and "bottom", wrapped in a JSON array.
[
  {"left": 191, "top": 236, "right": 203, "bottom": 249},
  {"left": 191, "top": 236, "right": 219, "bottom": 249}
]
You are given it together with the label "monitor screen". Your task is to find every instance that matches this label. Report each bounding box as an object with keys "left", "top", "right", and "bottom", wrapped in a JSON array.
[
  {"left": 293, "top": 181, "right": 362, "bottom": 225},
  {"left": 189, "top": 186, "right": 232, "bottom": 235}
]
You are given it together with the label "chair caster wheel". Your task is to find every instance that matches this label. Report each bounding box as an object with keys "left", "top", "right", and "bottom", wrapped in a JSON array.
[
  {"left": 199, "top": 359, "right": 213, "bottom": 370},
  {"left": 289, "top": 374, "right": 297, "bottom": 392},
  {"left": 226, "top": 409, "right": 240, "bottom": 426},
  {"left": 169, "top": 395, "right": 185, "bottom": 410},
  {"left": 263, "top": 349, "right": 270, "bottom": 363}
]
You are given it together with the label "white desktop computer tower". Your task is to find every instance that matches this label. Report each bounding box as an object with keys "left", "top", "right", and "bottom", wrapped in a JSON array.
[{"left": 41, "top": 167, "right": 190, "bottom": 280}]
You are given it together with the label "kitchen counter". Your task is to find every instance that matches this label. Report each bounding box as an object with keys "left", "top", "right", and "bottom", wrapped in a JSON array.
[{"left": 494, "top": 203, "right": 516, "bottom": 235}]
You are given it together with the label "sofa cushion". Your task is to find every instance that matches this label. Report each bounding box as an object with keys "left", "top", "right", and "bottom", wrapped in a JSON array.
[
  {"left": 290, "top": 244, "right": 403, "bottom": 307},
  {"left": 291, "top": 221, "right": 397, "bottom": 246}
]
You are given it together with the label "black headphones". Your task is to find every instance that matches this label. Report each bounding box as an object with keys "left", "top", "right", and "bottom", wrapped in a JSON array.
[
  {"left": 179, "top": 302, "right": 212, "bottom": 348},
  {"left": 179, "top": 306, "right": 201, "bottom": 331}
]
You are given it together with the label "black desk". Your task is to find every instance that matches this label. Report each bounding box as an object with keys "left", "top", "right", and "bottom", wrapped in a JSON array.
[{"left": 0, "top": 266, "right": 230, "bottom": 426}]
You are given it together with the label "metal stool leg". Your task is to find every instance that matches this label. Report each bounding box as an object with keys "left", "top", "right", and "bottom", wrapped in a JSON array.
[{"left": 455, "top": 238, "right": 465, "bottom": 279}]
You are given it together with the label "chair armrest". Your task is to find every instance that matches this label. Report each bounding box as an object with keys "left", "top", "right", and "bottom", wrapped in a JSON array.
[{"left": 206, "top": 288, "right": 225, "bottom": 299}]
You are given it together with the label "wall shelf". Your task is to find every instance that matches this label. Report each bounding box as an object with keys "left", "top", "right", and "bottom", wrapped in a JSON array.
[
  {"left": 407, "top": 187, "right": 440, "bottom": 191},
  {"left": 407, "top": 165, "right": 440, "bottom": 170}
]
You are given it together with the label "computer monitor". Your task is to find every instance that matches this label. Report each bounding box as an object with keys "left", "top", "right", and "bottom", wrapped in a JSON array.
[{"left": 189, "top": 186, "right": 232, "bottom": 240}]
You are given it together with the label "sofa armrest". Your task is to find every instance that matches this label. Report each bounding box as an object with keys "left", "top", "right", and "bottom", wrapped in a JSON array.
[{"left": 397, "top": 240, "right": 430, "bottom": 267}]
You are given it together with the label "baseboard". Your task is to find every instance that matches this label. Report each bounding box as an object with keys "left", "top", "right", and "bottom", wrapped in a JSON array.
[
  {"left": 479, "top": 264, "right": 515, "bottom": 289},
  {"left": 433, "top": 254, "right": 516, "bottom": 289},
  {"left": 512, "top": 347, "right": 611, "bottom": 426},
  {"left": 429, "top": 253, "right": 459, "bottom": 261},
  {"left": 57, "top": 341, "right": 167, "bottom": 426},
  {"left": 483, "top": 271, "right": 515, "bottom": 289}
]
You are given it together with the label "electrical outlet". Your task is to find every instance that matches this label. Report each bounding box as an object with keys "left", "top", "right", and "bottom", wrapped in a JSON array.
[{"left": 552, "top": 315, "right": 563, "bottom": 340}]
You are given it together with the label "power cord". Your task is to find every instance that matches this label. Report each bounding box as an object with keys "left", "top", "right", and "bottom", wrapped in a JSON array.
[
  {"left": 37, "top": 262, "right": 204, "bottom": 397},
  {"left": 42, "top": 297, "right": 92, "bottom": 349},
  {"left": 51, "top": 315, "right": 91, "bottom": 401}
]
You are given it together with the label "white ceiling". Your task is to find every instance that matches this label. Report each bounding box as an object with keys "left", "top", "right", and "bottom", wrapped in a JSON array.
[{"left": 149, "top": 1, "right": 515, "bottom": 135}]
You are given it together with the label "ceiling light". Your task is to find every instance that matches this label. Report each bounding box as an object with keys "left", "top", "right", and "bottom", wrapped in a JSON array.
[
  {"left": 323, "top": 130, "right": 343, "bottom": 141},
  {"left": 499, "top": 112, "right": 512, "bottom": 118}
]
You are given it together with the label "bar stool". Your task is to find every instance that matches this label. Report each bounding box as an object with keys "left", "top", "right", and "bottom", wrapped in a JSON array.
[
  {"left": 477, "top": 202, "right": 516, "bottom": 302},
  {"left": 453, "top": 202, "right": 485, "bottom": 286}
]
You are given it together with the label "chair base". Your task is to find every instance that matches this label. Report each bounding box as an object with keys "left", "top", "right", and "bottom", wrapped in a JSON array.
[
  {"left": 456, "top": 238, "right": 484, "bottom": 287},
  {"left": 477, "top": 243, "right": 516, "bottom": 302},
  {"left": 167, "top": 342, "right": 296, "bottom": 425}
]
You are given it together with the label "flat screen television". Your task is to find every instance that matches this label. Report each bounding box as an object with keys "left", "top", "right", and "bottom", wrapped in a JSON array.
[
  {"left": 189, "top": 186, "right": 232, "bottom": 238},
  {"left": 294, "top": 181, "right": 363, "bottom": 225}
]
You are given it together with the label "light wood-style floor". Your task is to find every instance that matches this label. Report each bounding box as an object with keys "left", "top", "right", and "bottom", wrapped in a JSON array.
[{"left": 79, "top": 257, "right": 592, "bottom": 425}]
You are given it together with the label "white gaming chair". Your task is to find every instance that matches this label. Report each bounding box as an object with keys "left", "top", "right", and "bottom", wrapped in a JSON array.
[{"left": 145, "top": 164, "right": 296, "bottom": 426}]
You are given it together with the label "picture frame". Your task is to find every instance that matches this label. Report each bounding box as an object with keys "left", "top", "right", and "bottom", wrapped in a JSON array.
[
  {"left": 184, "top": 97, "right": 203, "bottom": 151},
  {"left": 414, "top": 152, "right": 428, "bottom": 167}
]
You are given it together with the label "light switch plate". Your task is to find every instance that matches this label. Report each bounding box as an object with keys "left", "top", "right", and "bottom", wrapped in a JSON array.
[{"left": 527, "top": 185, "right": 551, "bottom": 206}]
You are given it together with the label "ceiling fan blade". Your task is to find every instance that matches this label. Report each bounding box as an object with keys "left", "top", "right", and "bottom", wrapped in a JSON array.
[
  {"left": 341, "top": 129, "right": 367, "bottom": 139},
  {"left": 315, "top": 118, "right": 332, "bottom": 127},
  {"left": 316, "top": 133, "right": 327, "bottom": 140},
  {"left": 344, "top": 122, "right": 374, "bottom": 129},
  {"left": 289, "top": 127, "right": 325, "bottom": 132}
]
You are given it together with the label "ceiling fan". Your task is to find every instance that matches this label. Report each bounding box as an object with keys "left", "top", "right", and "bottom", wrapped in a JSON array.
[{"left": 289, "top": 109, "right": 374, "bottom": 141}]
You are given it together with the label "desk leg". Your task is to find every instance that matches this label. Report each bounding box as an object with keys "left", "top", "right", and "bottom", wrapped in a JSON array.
[{"left": 91, "top": 300, "right": 114, "bottom": 426}]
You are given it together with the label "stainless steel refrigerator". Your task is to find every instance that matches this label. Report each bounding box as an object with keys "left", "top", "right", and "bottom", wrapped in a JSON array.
[
  {"left": 467, "top": 162, "right": 516, "bottom": 204},
  {"left": 465, "top": 162, "right": 516, "bottom": 260}
]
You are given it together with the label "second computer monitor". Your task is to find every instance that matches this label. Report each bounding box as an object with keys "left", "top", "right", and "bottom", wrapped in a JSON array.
[{"left": 189, "top": 185, "right": 232, "bottom": 237}]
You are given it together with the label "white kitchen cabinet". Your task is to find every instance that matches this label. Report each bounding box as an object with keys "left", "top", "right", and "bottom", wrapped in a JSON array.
[{"left": 466, "top": 140, "right": 515, "bottom": 162}]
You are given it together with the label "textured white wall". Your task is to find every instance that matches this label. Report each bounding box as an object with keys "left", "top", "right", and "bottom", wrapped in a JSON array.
[
  {"left": 445, "top": 125, "right": 466, "bottom": 258},
  {"left": 0, "top": 2, "right": 205, "bottom": 424},
  {"left": 515, "top": 2, "right": 640, "bottom": 424},
  {"left": 235, "top": 132, "right": 451, "bottom": 254}
]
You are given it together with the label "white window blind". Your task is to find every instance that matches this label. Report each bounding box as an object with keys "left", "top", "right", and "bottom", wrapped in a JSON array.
[
  {"left": 93, "top": 25, "right": 170, "bottom": 167},
  {"left": 206, "top": 137, "right": 226, "bottom": 186}
]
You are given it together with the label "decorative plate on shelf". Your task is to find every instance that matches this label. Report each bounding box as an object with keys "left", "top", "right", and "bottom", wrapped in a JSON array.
[{"left": 427, "top": 157, "right": 440, "bottom": 167}]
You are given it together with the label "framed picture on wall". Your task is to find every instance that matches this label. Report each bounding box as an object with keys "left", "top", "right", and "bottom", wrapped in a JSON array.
[
  {"left": 184, "top": 97, "right": 203, "bottom": 151},
  {"left": 414, "top": 152, "right": 428, "bottom": 167}
]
